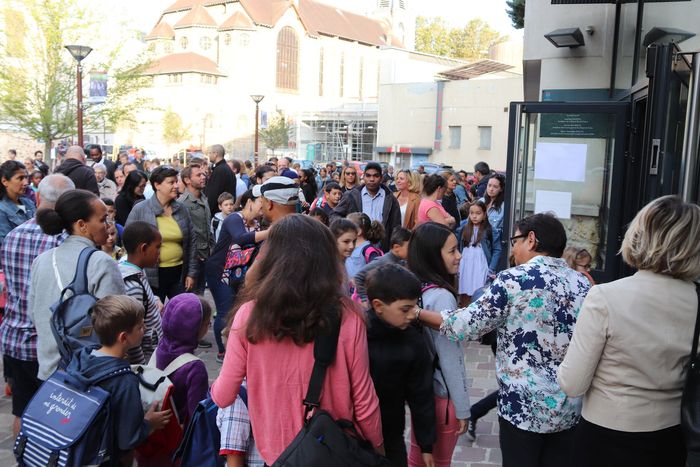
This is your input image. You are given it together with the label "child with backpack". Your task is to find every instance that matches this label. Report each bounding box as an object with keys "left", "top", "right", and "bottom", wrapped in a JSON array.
[
  {"left": 407, "top": 222, "right": 471, "bottom": 467},
  {"left": 345, "top": 212, "right": 385, "bottom": 280},
  {"left": 119, "top": 221, "right": 164, "bottom": 364},
  {"left": 456, "top": 201, "right": 498, "bottom": 307},
  {"left": 365, "top": 263, "right": 436, "bottom": 467},
  {"left": 211, "top": 192, "right": 235, "bottom": 243},
  {"left": 216, "top": 380, "right": 265, "bottom": 467},
  {"left": 14, "top": 295, "right": 172, "bottom": 467}
]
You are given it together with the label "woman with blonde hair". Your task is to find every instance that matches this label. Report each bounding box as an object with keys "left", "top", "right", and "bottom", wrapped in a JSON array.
[
  {"left": 339, "top": 165, "right": 360, "bottom": 193},
  {"left": 558, "top": 195, "right": 700, "bottom": 467},
  {"left": 394, "top": 169, "right": 421, "bottom": 229}
]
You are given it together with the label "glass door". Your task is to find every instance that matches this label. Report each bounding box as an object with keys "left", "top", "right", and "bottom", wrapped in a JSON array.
[{"left": 504, "top": 102, "right": 629, "bottom": 283}]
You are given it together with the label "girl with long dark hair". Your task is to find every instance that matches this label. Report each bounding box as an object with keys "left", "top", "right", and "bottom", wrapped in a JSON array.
[
  {"left": 457, "top": 201, "right": 498, "bottom": 306},
  {"left": 480, "top": 173, "right": 506, "bottom": 271},
  {"left": 0, "top": 160, "right": 35, "bottom": 246},
  {"left": 407, "top": 222, "right": 470, "bottom": 467},
  {"left": 115, "top": 170, "right": 148, "bottom": 225}
]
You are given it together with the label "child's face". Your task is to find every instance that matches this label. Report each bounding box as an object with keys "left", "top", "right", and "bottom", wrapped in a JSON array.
[
  {"left": 328, "top": 188, "right": 342, "bottom": 207},
  {"left": 372, "top": 298, "right": 418, "bottom": 330},
  {"left": 469, "top": 205, "right": 486, "bottom": 225},
  {"left": 391, "top": 241, "right": 409, "bottom": 260},
  {"left": 31, "top": 173, "right": 42, "bottom": 186},
  {"left": 142, "top": 236, "right": 162, "bottom": 268},
  {"left": 104, "top": 225, "right": 117, "bottom": 248},
  {"left": 441, "top": 234, "right": 461, "bottom": 275},
  {"left": 105, "top": 205, "right": 116, "bottom": 221},
  {"left": 219, "top": 199, "right": 235, "bottom": 216},
  {"left": 336, "top": 231, "right": 357, "bottom": 259}
]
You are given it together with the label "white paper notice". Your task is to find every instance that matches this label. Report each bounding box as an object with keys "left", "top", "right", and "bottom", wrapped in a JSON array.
[
  {"left": 534, "top": 142, "right": 587, "bottom": 182},
  {"left": 535, "top": 190, "right": 572, "bottom": 219}
]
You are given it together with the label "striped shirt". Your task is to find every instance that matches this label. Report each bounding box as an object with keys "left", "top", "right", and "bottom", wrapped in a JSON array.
[
  {"left": 0, "top": 219, "right": 67, "bottom": 361},
  {"left": 119, "top": 261, "right": 163, "bottom": 364}
]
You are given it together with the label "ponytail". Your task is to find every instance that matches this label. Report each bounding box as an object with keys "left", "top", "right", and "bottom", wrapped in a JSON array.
[
  {"left": 366, "top": 220, "right": 385, "bottom": 244},
  {"left": 37, "top": 189, "right": 98, "bottom": 236}
]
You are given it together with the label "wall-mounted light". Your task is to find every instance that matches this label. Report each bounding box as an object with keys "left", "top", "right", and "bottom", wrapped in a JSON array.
[
  {"left": 544, "top": 28, "right": 585, "bottom": 48},
  {"left": 643, "top": 27, "right": 696, "bottom": 47}
]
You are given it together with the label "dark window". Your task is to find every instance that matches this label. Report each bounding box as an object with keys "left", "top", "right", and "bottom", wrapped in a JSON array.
[
  {"left": 319, "top": 48, "right": 324, "bottom": 96},
  {"left": 276, "top": 27, "right": 299, "bottom": 91}
]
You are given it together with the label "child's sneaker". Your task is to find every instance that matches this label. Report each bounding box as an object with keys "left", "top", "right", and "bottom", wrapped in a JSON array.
[{"left": 216, "top": 352, "right": 225, "bottom": 363}]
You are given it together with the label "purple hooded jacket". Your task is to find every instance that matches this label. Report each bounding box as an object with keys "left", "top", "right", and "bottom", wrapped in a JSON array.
[{"left": 155, "top": 293, "right": 209, "bottom": 424}]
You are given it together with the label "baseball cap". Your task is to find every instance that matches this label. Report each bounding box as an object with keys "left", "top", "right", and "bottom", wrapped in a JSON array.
[
  {"left": 252, "top": 176, "right": 299, "bottom": 205},
  {"left": 279, "top": 168, "right": 299, "bottom": 180}
]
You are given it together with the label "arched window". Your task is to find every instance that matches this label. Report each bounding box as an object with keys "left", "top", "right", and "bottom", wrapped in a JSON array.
[{"left": 276, "top": 27, "right": 298, "bottom": 91}]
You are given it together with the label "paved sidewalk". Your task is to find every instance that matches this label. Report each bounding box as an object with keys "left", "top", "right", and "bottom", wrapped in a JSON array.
[{"left": 0, "top": 329, "right": 502, "bottom": 466}]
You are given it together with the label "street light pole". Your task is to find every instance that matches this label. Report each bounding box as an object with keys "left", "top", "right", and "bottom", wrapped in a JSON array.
[
  {"left": 65, "top": 45, "right": 93, "bottom": 148},
  {"left": 250, "top": 94, "right": 265, "bottom": 165}
]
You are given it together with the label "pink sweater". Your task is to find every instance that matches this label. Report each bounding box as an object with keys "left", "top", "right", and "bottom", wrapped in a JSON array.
[
  {"left": 417, "top": 198, "right": 450, "bottom": 225},
  {"left": 211, "top": 301, "right": 383, "bottom": 464}
]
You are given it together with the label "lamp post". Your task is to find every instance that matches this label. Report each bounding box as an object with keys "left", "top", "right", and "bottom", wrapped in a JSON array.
[
  {"left": 65, "top": 45, "right": 93, "bottom": 147},
  {"left": 250, "top": 94, "right": 264, "bottom": 165}
]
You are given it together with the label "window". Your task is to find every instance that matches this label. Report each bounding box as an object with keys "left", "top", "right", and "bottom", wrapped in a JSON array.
[
  {"left": 180, "top": 36, "right": 188, "bottom": 49},
  {"left": 478, "top": 126, "right": 492, "bottom": 150},
  {"left": 276, "top": 27, "right": 298, "bottom": 91},
  {"left": 239, "top": 33, "right": 250, "bottom": 46},
  {"left": 448, "top": 126, "right": 461, "bottom": 149},
  {"left": 224, "top": 33, "right": 231, "bottom": 45},
  {"left": 359, "top": 57, "right": 364, "bottom": 100},
  {"left": 319, "top": 48, "right": 324, "bottom": 96},
  {"left": 168, "top": 74, "right": 182, "bottom": 84},
  {"left": 200, "top": 36, "right": 211, "bottom": 50},
  {"left": 164, "top": 41, "right": 174, "bottom": 53},
  {"left": 339, "top": 52, "right": 345, "bottom": 97}
]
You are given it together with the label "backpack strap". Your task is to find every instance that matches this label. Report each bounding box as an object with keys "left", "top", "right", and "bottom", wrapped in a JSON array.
[
  {"left": 302, "top": 307, "right": 341, "bottom": 417},
  {"left": 690, "top": 283, "right": 700, "bottom": 361},
  {"left": 162, "top": 353, "right": 201, "bottom": 376},
  {"left": 70, "top": 247, "right": 98, "bottom": 295}
]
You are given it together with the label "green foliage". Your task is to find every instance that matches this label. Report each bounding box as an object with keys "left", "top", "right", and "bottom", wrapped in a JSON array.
[
  {"left": 260, "top": 111, "right": 291, "bottom": 156},
  {"left": 506, "top": 0, "right": 526, "bottom": 30},
  {"left": 162, "top": 108, "right": 189, "bottom": 145},
  {"left": 414, "top": 16, "right": 508, "bottom": 61}
]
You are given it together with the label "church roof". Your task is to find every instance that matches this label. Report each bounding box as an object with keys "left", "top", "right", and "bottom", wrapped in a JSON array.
[
  {"left": 238, "top": 0, "right": 290, "bottom": 28},
  {"left": 144, "top": 52, "right": 226, "bottom": 76},
  {"left": 218, "top": 11, "right": 255, "bottom": 31},
  {"left": 145, "top": 20, "right": 175, "bottom": 40},
  {"left": 174, "top": 4, "right": 218, "bottom": 29},
  {"left": 296, "top": 0, "right": 390, "bottom": 46}
]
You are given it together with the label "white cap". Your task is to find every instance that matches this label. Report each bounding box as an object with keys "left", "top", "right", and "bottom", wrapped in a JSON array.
[{"left": 251, "top": 176, "right": 299, "bottom": 205}]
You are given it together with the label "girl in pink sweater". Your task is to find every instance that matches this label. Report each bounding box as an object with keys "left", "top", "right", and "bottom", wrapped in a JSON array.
[{"left": 211, "top": 214, "right": 384, "bottom": 465}]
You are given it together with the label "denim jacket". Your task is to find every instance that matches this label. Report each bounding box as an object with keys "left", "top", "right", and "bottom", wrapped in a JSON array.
[
  {"left": 0, "top": 196, "right": 36, "bottom": 246},
  {"left": 455, "top": 221, "right": 502, "bottom": 273}
]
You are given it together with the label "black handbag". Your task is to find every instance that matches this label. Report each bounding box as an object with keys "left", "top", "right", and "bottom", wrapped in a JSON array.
[
  {"left": 681, "top": 283, "right": 700, "bottom": 464},
  {"left": 271, "top": 309, "right": 391, "bottom": 467}
]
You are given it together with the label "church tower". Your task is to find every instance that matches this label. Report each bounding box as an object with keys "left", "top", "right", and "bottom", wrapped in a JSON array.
[{"left": 372, "top": 0, "right": 415, "bottom": 50}]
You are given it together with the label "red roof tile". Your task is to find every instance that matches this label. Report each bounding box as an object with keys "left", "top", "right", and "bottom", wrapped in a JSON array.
[
  {"left": 218, "top": 11, "right": 255, "bottom": 31},
  {"left": 238, "top": 0, "right": 290, "bottom": 28},
  {"left": 145, "top": 52, "right": 226, "bottom": 76},
  {"left": 174, "top": 4, "right": 217, "bottom": 29},
  {"left": 164, "top": 0, "right": 201, "bottom": 14},
  {"left": 145, "top": 21, "right": 176, "bottom": 40}
]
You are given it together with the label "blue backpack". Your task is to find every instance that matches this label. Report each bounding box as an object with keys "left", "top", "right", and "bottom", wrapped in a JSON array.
[
  {"left": 173, "top": 388, "right": 248, "bottom": 467},
  {"left": 50, "top": 247, "right": 99, "bottom": 369},
  {"left": 14, "top": 367, "right": 132, "bottom": 467}
]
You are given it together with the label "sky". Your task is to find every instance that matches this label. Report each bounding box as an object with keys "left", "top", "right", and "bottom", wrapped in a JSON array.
[{"left": 118, "top": 0, "right": 518, "bottom": 37}]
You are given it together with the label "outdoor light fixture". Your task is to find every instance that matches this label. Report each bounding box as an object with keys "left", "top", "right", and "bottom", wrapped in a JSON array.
[
  {"left": 65, "top": 45, "right": 93, "bottom": 147},
  {"left": 250, "top": 94, "right": 264, "bottom": 165},
  {"left": 544, "top": 28, "right": 585, "bottom": 48},
  {"left": 643, "top": 27, "right": 696, "bottom": 47}
]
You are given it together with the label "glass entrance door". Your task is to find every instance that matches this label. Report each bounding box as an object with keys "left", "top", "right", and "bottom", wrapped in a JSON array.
[{"left": 505, "top": 102, "right": 629, "bottom": 283}]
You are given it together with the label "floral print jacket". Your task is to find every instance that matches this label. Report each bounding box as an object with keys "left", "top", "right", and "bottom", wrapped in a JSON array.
[{"left": 441, "top": 255, "right": 591, "bottom": 433}]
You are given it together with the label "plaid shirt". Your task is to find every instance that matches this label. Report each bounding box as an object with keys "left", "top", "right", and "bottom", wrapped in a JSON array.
[
  {"left": 216, "top": 386, "right": 264, "bottom": 467},
  {"left": 0, "top": 219, "right": 67, "bottom": 361}
]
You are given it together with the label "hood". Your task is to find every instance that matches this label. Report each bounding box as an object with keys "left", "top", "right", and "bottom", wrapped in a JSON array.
[
  {"left": 65, "top": 346, "right": 130, "bottom": 387},
  {"left": 156, "top": 293, "right": 203, "bottom": 368},
  {"left": 55, "top": 158, "right": 83, "bottom": 174}
]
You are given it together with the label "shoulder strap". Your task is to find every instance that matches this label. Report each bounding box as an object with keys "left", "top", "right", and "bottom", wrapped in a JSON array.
[
  {"left": 302, "top": 308, "right": 341, "bottom": 414},
  {"left": 690, "top": 283, "right": 700, "bottom": 359},
  {"left": 162, "top": 353, "right": 201, "bottom": 376},
  {"left": 70, "top": 247, "right": 98, "bottom": 294}
]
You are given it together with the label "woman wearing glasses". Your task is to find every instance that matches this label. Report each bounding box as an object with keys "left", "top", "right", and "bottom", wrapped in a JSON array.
[
  {"left": 340, "top": 167, "right": 359, "bottom": 193},
  {"left": 562, "top": 246, "right": 595, "bottom": 286}
]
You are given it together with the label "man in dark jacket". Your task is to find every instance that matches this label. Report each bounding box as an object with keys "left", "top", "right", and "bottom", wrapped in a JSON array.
[
  {"left": 330, "top": 162, "right": 401, "bottom": 252},
  {"left": 471, "top": 161, "right": 492, "bottom": 199},
  {"left": 54, "top": 145, "right": 99, "bottom": 195},
  {"left": 204, "top": 144, "right": 236, "bottom": 215},
  {"left": 87, "top": 144, "right": 116, "bottom": 182}
]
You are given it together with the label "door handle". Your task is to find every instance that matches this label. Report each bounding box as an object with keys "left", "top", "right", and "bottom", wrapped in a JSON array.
[{"left": 649, "top": 138, "right": 661, "bottom": 175}]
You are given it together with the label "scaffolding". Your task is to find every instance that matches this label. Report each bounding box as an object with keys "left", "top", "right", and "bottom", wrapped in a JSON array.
[{"left": 300, "top": 108, "right": 377, "bottom": 162}]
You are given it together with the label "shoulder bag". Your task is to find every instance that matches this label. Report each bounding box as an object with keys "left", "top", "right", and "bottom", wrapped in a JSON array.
[{"left": 681, "top": 283, "right": 700, "bottom": 465}]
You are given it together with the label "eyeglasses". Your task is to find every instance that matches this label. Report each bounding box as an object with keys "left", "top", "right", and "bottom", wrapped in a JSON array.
[
  {"left": 345, "top": 171, "right": 356, "bottom": 176},
  {"left": 509, "top": 234, "right": 527, "bottom": 247}
]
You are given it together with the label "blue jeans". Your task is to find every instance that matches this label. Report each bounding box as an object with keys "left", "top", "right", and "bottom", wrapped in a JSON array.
[{"left": 206, "top": 267, "right": 236, "bottom": 354}]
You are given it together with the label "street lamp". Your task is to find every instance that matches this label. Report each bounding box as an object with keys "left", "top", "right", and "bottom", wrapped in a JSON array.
[
  {"left": 250, "top": 94, "right": 264, "bottom": 165},
  {"left": 65, "top": 45, "right": 93, "bottom": 147}
]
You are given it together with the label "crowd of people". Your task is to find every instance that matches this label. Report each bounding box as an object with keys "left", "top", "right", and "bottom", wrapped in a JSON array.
[{"left": 0, "top": 144, "right": 698, "bottom": 467}]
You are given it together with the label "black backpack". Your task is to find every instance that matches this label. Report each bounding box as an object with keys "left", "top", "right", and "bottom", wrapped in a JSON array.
[
  {"left": 271, "top": 308, "right": 391, "bottom": 467},
  {"left": 50, "top": 247, "right": 99, "bottom": 368}
]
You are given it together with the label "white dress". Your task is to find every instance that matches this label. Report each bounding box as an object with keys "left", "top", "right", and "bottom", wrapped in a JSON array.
[{"left": 458, "top": 226, "right": 489, "bottom": 295}]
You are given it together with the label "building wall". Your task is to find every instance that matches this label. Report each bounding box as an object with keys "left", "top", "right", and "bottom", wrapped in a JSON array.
[{"left": 377, "top": 75, "right": 523, "bottom": 171}]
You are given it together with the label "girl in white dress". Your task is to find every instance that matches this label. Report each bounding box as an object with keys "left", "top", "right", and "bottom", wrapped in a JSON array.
[{"left": 457, "top": 201, "right": 494, "bottom": 307}]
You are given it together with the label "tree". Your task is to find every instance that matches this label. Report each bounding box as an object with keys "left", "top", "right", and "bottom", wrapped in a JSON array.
[
  {"left": 414, "top": 16, "right": 507, "bottom": 61},
  {"left": 0, "top": 0, "right": 151, "bottom": 160},
  {"left": 260, "top": 112, "right": 291, "bottom": 156},
  {"left": 506, "top": 0, "right": 526, "bottom": 29},
  {"left": 162, "top": 108, "right": 189, "bottom": 147}
]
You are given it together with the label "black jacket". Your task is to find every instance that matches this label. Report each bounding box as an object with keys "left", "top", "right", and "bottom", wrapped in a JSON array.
[
  {"left": 205, "top": 159, "right": 236, "bottom": 215},
  {"left": 366, "top": 309, "right": 436, "bottom": 454},
  {"left": 55, "top": 158, "right": 99, "bottom": 195},
  {"left": 330, "top": 185, "right": 401, "bottom": 252},
  {"left": 91, "top": 156, "right": 116, "bottom": 182}
]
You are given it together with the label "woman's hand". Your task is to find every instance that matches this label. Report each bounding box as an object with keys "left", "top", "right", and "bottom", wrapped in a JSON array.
[
  {"left": 456, "top": 418, "right": 468, "bottom": 435},
  {"left": 184, "top": 276, "right": 195, "bottom": 291},
  {"left": 422, "top": 453, "right": 436, "bottom": 467}
]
